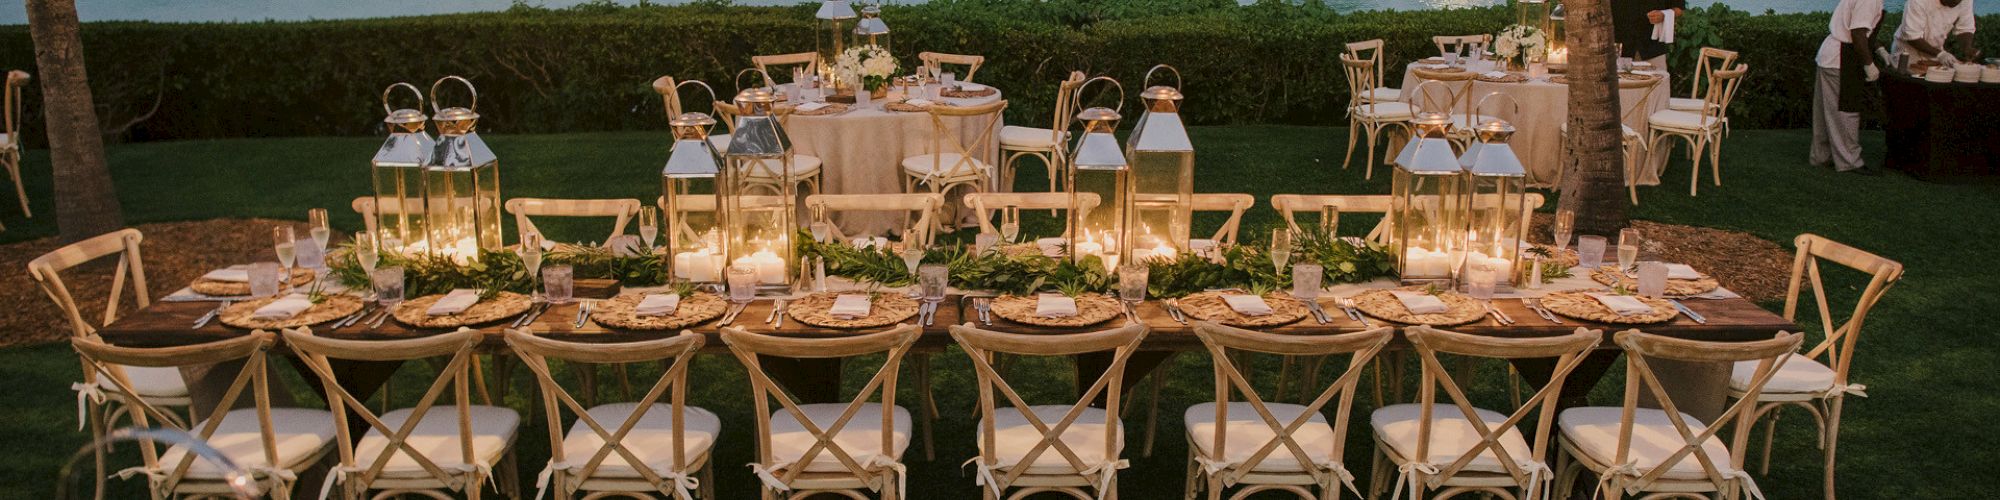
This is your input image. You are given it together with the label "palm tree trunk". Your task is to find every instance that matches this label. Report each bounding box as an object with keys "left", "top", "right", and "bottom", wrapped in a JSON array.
[
  {"left": 25, "top": 0, "right": 123, "bottom": 242},
  {"left": 1556, "top": 0, "right": 1628, "bottom": 236}
]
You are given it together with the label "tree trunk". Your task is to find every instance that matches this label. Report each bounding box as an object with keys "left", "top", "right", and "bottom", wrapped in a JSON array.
[
  {"left": 1557, "top": 0, "right": 1628, "bottom": 236},
  {"left": 25, "top": 0, "right": 122, "bottom": 242}
]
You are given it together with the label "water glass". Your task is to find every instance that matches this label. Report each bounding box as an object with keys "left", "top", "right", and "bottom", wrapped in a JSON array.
[
  {"left": 726, "top": 264, "right": 758, "bottom": 303},
  {"left": 1465, "top": 265, "right": 1498, "bottom": 301},
  {"left": 1636, "top": 261, "right": 1669, "bottom": 298},
  {"left": 1117, "top": 263, "right": 1150, "bottom": 303},
  {"left": 371, "top": 266, "right": 405, "bottom": 305},
  {"left": 248, "top": 262, "right": 280, "bottom": 298},
  {"left": 1291, "top": 263, "right": 1324, "bottom": 300},
  {"left": 542, "top": 264, "right": 575, "bottom": 304},
  {"left": 941, "top": 72, "right": 957, "bottom": 88},
  {"left": 919, "top": 264, "right": 950, "bottom": 302},
  {"left": 295, "top": 237, "right": 326, "bottom": 270},
  {"left": 1577, "top": 235, "right": 1608, "bottom": 268}
]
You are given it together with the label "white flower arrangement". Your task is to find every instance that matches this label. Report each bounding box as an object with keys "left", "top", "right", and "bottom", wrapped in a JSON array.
[
  {"left": 1493, "top": 24, "right": 1548, "bottom": 65},
  {"left": 833, "top": 44, "right": 898, "bottom": 92}
]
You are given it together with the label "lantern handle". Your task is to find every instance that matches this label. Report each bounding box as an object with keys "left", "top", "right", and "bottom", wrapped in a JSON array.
[
  {"left": 734, "top": 68, "right": 778, "bottom": 94},
  {"left": 429, "top": 75, "right": 477, "bottom": 114},
  {"left": 1472, "top": 91, "right": 1521, "bottom": 128},
  {"left": 1073, "top": 75, "right": 1126, "bottom": 114},
  {"left": 676, "top": 79, "right": 720, "bottom": 116},
  {"left": 1407, "top": 80, "right": 1455, "bottom": 116},
  {"left": 1142, "top": 64, "right": 1183, "bottom": 91},
  {"left": 381, "top": 82, "right": 424, "bottom": 116}
]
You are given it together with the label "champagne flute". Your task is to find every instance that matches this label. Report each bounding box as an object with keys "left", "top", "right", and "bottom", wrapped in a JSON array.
[
  {"left": 1001, "top": 221, "right": 1020, "bottom": 244},
  {"left": 272, "top": 226, "right": 297, "bottom": 294},
  {"left": 521, "top": 232, "right": 546, "bottom": 302},
  {"left": 810, "top": 221, "right": 833, "bottom": 243},
  {"left": 1270, "top": 228, "right": 1293, "bottom": 274},
  {"left": 307, "top": 208, "right": 331, "bottom": 253},
  {"left": 1617, "top": 228, "right": 1642, "bottom": 272},
  {"left": 354, "top": 234, "right": 380, "bottom": 300},
  {"left": 638, "top": 206, "right": 660, "bottom": 251},
  {"left": 1552, "top": 208, "right": 1576, "bottom": 252},
  {"left": 900, "top": 236, "right": 926, "bottom": 298}
]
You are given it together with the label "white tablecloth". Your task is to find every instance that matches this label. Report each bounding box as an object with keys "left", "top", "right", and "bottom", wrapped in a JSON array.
[
  {"left": 786, "top": 88, "right": 1007, "bottom": 236},
  {"left": 1401, "top": 66, "right": 1671, "bottom": 188}
]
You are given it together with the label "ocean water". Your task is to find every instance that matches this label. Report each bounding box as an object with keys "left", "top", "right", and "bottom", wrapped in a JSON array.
[{"left": 1, "top": 0, "right": 1984, "bottom": 25}]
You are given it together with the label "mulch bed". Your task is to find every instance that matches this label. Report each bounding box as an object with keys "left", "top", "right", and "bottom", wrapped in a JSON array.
[{"left": 1529, "top": 214, "right": 1791, "bottom": 303}]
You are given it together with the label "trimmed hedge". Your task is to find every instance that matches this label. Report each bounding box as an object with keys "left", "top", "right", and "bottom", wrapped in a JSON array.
[{"left": 0, "top": 2, "right": 1994, "bottom": 144}]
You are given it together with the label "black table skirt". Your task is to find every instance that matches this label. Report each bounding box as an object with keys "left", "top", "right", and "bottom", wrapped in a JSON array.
[{"left": 1880, "top": 71, "right": 2000, "bottom": 180}]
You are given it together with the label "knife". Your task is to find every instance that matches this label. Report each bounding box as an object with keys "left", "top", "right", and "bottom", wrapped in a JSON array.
[
  {"left": 192, "top": 300, "right": 231, "bottom": 329},
  {"left": 772, "top": 300, "right": 789, "bottom": 328},
  {"left": 1121, "top": 301, "right": 1139, "bottom": 324},
  {"left": 1164, "top": 299, "right": 1188, "bottom": 325},
  {"left": 1670, "top": 300, "right": 1707, "bottom": 324},
  {"left": 719, "top": 302, "right": 746, "bottom": 326},
  {"left": 1306, "top": 301, "right": 1330, "bottom": 324},
  {"left": 367, "top": 307, "right": 393, "bottom": 329},
  {"left": 523, "top": 302, "right": 551, "bottom": 326},
  {"left": 765, "top": 299, "right": 787, "bottom": 325},
  {"left": 338, "top": 305, "right": 374, "bottom": 328}
]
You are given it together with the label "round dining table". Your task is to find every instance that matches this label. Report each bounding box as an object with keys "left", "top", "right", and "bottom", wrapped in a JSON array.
[
  {"left": 783, "top": 86, "right": 1007, "bottom": 236},
  {"left": 1401, "top": 64, "right": 1671, "bottom": 188}
]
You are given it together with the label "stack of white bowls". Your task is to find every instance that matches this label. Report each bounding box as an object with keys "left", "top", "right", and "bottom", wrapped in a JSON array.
[
  {"left": 1955, "top": 65, "right": 1982, "bottom": 82},
  {"left": 1927, "top": 65, "right": 1956, "bottom": 83},
  {"left": 1982, "top": 66, "right": 2000, "bottom": 83}
]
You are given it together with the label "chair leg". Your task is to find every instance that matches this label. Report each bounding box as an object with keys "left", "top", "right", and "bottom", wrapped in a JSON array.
[
  {"left": 916, "top": 353, "right": 937, "bottom": 461},
  {"left": 1183, "top": 448, "right": 1201, "bottom": 500},
  {"left": 1824, "top": 396, "right": 1844, "bottom": 500},
  {"left": 1709, "top": 133, "right": 1724, "bottom": 187},
  {"left": 89, "top": 401, "right": 107, "bottom": 500},
  {"left": 1759, "top": 404, "right": 1780, "bottom": 475},
  {"left": 1363, "top": 124, "right": 1381, "bottom": 181},
  {"left": 1142, "top": 361, "right": 1166, "bottom": 457},
  {"left": 1688, "top": 135, "right": 1707, "bottom": 197},
  {"left": 1343, "top": 121, "right": 1361, "bottom": 171},
  {"left": 3, "top": 153, "right": 25, "bottom": 217}
]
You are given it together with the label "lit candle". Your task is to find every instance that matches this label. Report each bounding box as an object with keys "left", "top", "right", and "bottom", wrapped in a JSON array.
[
  {"left": 744, "top": 249, "right": 787, "bottom": 284},
  {"left": 676, "top": 248, "right": 722, "bottom": 282},
  {"left": 1146, "top": 243, "right": 1177, "bottom": 262}
]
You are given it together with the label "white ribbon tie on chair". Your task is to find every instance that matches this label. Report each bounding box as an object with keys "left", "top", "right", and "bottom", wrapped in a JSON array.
[
  {"left": 72, "top": 381, "right": 105, "bottom": 431},
  {"left": 1390, "top": 462, "right": 1440, "bottom": 500},
  {"left": 452, "top": 462, "right": 499, "bottom": 493},
  {"left": 1726, "top": 469, "right": 1767, "bottom": 500},
  {"left": 1518, "top": 461, "right": 1552, "bottom": 500},
  {"left": 1592, "top": 461, "right": 1643, "bottom": 500},
  {"left": 748, "top": 462, "right": 793, "bottom": 492},
  {"left": 535, "top": 460, "right": 700, "bottom": 500},
  {"left": 316, "top": 465, "right": 363, "bottom": 500},
  {"left": 1081, "top": 459, "right": 1129, "bottom": 500},
  {"left": 864, "top": 454, "right": 907, "bottom": 495},
  {"left": 1314, "top": 460, "right": 1365, "bottom": 498},
  {"left": 963, "top": 457, "right": 1004, "bottom": 498}
]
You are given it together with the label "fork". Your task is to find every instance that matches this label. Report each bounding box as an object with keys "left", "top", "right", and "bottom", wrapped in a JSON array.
[
  {"left": 1305, "top": 300, "right": 1330, "bottom": 325},
  {"left": 974, "top": 297, "right": 993, "bottom": 325},
  {"left": 192, "top": 300, "right": 232, "bottom": 329},
  {"left": 1340, "top": 298, "right": 1372, "bottom": 327},
  {"left": 766, "top": 299, "right": 789, "bottom": 325},
  {"left": 573, "top": 299, "right": 598, "bottom": 329},
  {"left": 1163, "top": 299, "right": 1189, "bottom": 325},
  {"left": 1524, "top": 297, "right": 1562, "bottom": 323},
  {"left": 771, "top": 299, "right": 790, "bottom": 328}
]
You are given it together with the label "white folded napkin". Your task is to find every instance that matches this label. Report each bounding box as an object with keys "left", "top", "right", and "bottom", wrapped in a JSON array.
[
  {"left": 1483, "top": 71, "right": 1509, "bottom": 79},
  {"left": 202, "top": 269, "right": 251, "bottom": 282},
  {"left": 1665, "top": 264, "right": 1703, "bottom": 280},
  {"left": 851, "top": 237, "right": 889, "bottom": 249},
  {"left": 541, "top": 238, "right": 558, "bottom": 251},
  {"left": 1591, "top": 293, "right": 1655, "bottom": 316},
  {"left": 797, "top": 102, "right": 829, "bottom": 112},
  {"left": 252, "top": 293, "right": 314, "bottom": 320},
  {"left": 1391, "top": 290, "right": 1450, "bottom": 314},
  {"left": 427, "top": 289, "right": 481, "bottom": 316},
  {"left": 1036, "top": 295, "right": 1078, "bottom": 318},
  {"left": 1652, "top": 9, "right": 1675, "bottom": 44},
  {"left": 958, "top": 82, "right": 988, "bottom": 91},
  {"left": 634, "top": 293, "right": 681, "bottom": 317},
  {"left": 1420, "top": 63, "right": 1450, "bottom": 70},
  {"left": 829, "top": 294, "right": 873, "bottom": 319},
  {"left": 1221, "top": 294, "right": 1274, "bottom": 316},
  {"left": 905, "top": 98, "right": 935, "bottom": 107}
]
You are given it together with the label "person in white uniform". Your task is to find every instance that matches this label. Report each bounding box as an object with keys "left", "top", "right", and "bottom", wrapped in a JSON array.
[
  {"left": 1812, "top": 0, "right": 1885, "bottom": 174},
  {"left": 1892, "top": 0, "right": 1980, "bottom": 66}
]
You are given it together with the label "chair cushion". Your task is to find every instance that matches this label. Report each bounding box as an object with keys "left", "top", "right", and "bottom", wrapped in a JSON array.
[
  {"left": 102, "top": 365, "right": 190, "bottom": 398},
  {"left": 1358, "top": 87, "right": 1403, "bottom": 103},
  {"left": 158, "top": 408, "right": 337, "bottom": 479},
  {"left": 1349, "top": 102, "right": 1414, "bottom": 120},
  {"left": 1557, "top": 407, "right": 1736, "bottom": 481},
  {"left": 1560, "top": 123, "right": 1641, "bottom": 139},
  {"left": 354, "top": 406, "right": 521, "bottom": 478},
  {"left": 1730, "top": 353, "right": 1837, "bottom": 395},
  {"left": 1648, "top": 110, "right": 1723, "bottom": 132},
  {"left": 1185, "top": 402, "right": 1331, "bottom": 473},
  {"left": 1371, "top": 404, "right": 1536, "bottom": 473},
  {"left": 771, "top": 403, "right": 910, "bottom": 473},
  {"left": 708, "top": 134, "right": 732, "bottom": 152},
  {"left": 558, "top": 403, "right": 721, "bottom": 478},
  {"left": 739, "top": 155, "right": 823, "bottom": 180},
  {"left": 1667, "top": 97, "right": 1710, "bottom": 112},
  {"left": 999, "top": 126, "right": 1065, "bottom": 149},
  {"left": 902, "top": 153, "right": 993, "bottom": 182},
  {"left": 981, "top": 405, "right": 1122, "bottom": 474}
]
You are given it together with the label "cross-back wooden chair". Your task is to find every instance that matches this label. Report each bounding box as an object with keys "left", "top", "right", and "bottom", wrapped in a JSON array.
[
  {"left": 1000, "top": 71, "right": 1087, "bottom": 194},
  {"left": 1271, "top": 194, "right": 1393, "bottom": 245},
  {"left": 722, "top": 324, "right": 921, "bottom": 500},
  {"left": 1369, "top": 326, "right": 1600, "bottom": 500},
  {"left": 714, "top": 99, "right": 826, "bottom": 197},
  {"left": 1553, "top": 330, "right": 1803, "bottom": 500},
  {"left": 752, "top": 52, "right": 821, "bottom": 84},
  {"left": 805, "top": 193, "right": 944, "bottom": 246},
  {"left": 283, "top": 327, "right": 522, "bottom": 500},
  {"left": 657, "top": 194, "right": 786, "bottom": 250},
  {"left": 962, "top": 192, "right": 1100, "bottom": 241},
  {"left": 950, "top": 323, "right": 1148, "bottom": 500},
  {"left": 2, "top": 69, "right": 29, "bottom": 220},
  {"left": 1181, "top": 322, "right": 1391, "bottom": 500},
  {"left": 1732, "top": 234, "right": 1901, "bottom": 500},
  {"left": 1340, "top": 55, "right": 1414, "bottom": 179},
  {"left": 1430, "top": 35, "right": 1490, "bottom": 57},
  {"left": 918, "top": 51, "right": 985, "bottom": 82},
  {"left": 1191, "top": 193, "right": 1254, "bottom": 247},
  {"left": 75, "top": 331, "right": 336, "bottom": 500},
  {"left": 1344, "top": 40, "right": 1401, "bottom": 104},
  {"left": 1561, "top": 75, "right": 1665, "bottom": 203},
  {"left": 1403, "top": 72, "right": 1486, "bottom": 148},
  {"left": 505, "top": 329, "right": 718, "bottom": 500},
  {"left": 1668, "top": 47, "right": 1740, "bottom": 113},
  {"left": 350, "top": 195, "right": 429, "bottom": 247},
  {"left": 655, "top": 75, "right": 733, "bottom": 153},
  {"left": 503, "top": 197, "right": 642, "bottom": 245},
  {"left": 1646, "top": 64, "right": 1749, "bottom": 197},
  {"left": 901, "top": 99, "right": 1008, "bottom": 230}
]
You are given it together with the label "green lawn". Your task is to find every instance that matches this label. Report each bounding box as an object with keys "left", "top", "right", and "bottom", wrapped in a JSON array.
[{"left": 1, "top": 127, "right": 1995, "bottom": 499}]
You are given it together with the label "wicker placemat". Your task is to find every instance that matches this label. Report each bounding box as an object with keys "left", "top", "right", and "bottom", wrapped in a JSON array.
[
  {"left": 190, "top": 268, "right": 316, "bottom": 297},
  {"left": 590, "top": 292, "right": 729, "bottom": 331},
  {"left": 787, "top": 292, "right": 921, "bottom": 329},
  {"left": 1349, "top": 288, "right": 1486, "bottom": 326},
  {"left": 941, "top": 87, "right": 997, "bottom": 98},
  {"left": 884, "top": 100, "right": 940, "bottom": 113},
  {"left": 786, "top": 103, "right": 851, "bottom": 116},
  {"left": 1588, "top": 265, "right": 1721, "bottom": 297},
  {"left": 1420, "top": 57, "right": 1447, "bottom": 65},
  {"left": 1477, "top": 72, "right": 1529, "bottom": 83},
  {"left": 218, "top": 295, "right": 365, "bottom": 329},
  {"left": 1547, "top": 75, "right": 1572, "bottom": 85},
  {"left": 1530, "top": 245, "right": 1581, "bottom": 269},
  {"left": 1619, "top": 72, "right": 1661, "bottom": 83},
  {"left": 392, "top": 292, "right": 533, "bottom": 328},
  {"left": 1540, "top": 290, "right": 1677, "bottom": 324},
  {"left": 1177, "top": 292, "right": 1311, "bottom": 328},
  {"left": 990, "top": 294, "right": 1122, "bottom": 327}
]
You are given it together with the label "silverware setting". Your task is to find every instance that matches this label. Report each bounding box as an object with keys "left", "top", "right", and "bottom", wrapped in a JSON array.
[
  {"left": 1304, "top": 299, "right": 1331, "bottom": 324},
  {"left": 1339, "top": 298, "right": 1371, "bottom": 327},
  {"left": 1670, "top": 299, "right": 1707, "bottom": 324},
  {"left": 765, "top": 299, "right": 789, "bottom": 325},
  {"left": 192, "top": 300, "right": 231, "bottom": 329},
  {"left": 572, "top": 299, "right": 599, "bottom": 329},
  {"left": 770, "top": 299, "right": 790, "bottom": 328},
  {"left": 920, "top": 301, "right": 941, "bottom": 326},
  {"left": 973, "top": 297, "right": 993, "bottom": 325},
  {"left": 336, "top": 305, "right": 375, "bottom": 329},
  {"left": 1162, "top": 299, "right": 1188, "bottom": 325},
  {"left": 1484, "top": 301, "right": 1515, "bottom": 326},
  {"left": 1523, "top": 297, "right": 1562, "bottom": 323},
  {"left": 511, "top": 302, "right": 548, "bottom": 328},
  {"left": 1121, "top": 301, "right": 1140, "bottom": 324},
  {"left": 367, "top": 306, "right": 393, "bottom": 329},
  {"left": 719, "top": 301, "right": 748, "bottom": 326}
]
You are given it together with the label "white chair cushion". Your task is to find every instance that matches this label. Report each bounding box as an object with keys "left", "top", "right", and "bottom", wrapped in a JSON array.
[
  {"left": 740, "top": 155, "right": 823, "bottom": 180},
  {"left": 981, "top": 405, "right": 1122, "bottom": 474},
  {"left": 1185, "top": 402, "right": 1331, "bottom": 473},
  {"left": 999, "top": 126, "right": 1065, "bottom": 149},
  {"left": 102, "top": 365, "right": 190, "bottom": 398},
  {"left": 1561, "top": 122, "right": 1641, "bottom": 139},
  {"left": 1358, "top": 87, "right": 1403, "bottom": 103},
  {"left": 1730, "top": 353, "right": 1837, "bottom": 395},
  {"left": 1648, "top": 110, "right": 1723, "bottom": 132},
  {"left": 771, "top": 403, "right": 910, "bottom": 473},
  {"left": 1557, "top": 407, "right": 1736, "bottom": 481},
  {"left": 902, "top": 153, "right": 993, "bottom": 182},
  {"left": 158, "top": 408, "right": 337, "bottom": 479},
  {"left": 1350, "top": 102, "right": 1414, "bottom": 120},
  {"left": 708, "top": 134, "right": 732, "bottom": 152},
  {"left": 354, "top": 406, "right": 521, "bottom": 478},
  {"left": 558, "top": 403, "right": 721, "bottom": 478},
  {"left": 1371, "top": 404, "right": 1536, "bottom": 473},
  {"left": 1667, "top": 97, "right": 1709, "bottom": 112}
]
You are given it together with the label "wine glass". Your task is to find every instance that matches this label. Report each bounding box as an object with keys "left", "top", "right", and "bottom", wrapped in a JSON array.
[
  {"left": 899, "top": 235, "right": 926, "bottom": 298},
  {"left": 272, "top": 226, "right": 297, "bottom": 294},
  {"left": 354, "top": 234, "right": 380, "bottom": 300},
  {"left": 1552, "top": 208, "right": 1576, "bottom": 251},
  {"left": 307, "top": 208, "right": 331, "bottom": 253},
  {"left": 810, "top": 221, "right": 833, "bottom": 243},
  {"left": 521, "top": 232, "right": 546, "bottom": 302},
  {"left": 1001, "top": 221, "right": 1020, "bottom": 244},
  {"left": 1270, "top": 228, "right": 1293, "bottom": 274},
  {"left": 1617, "top": 228, "right": 1642, "bottom": 272},
  {"left": 638, "top": 206, "right": 659, "bottom": 251}
]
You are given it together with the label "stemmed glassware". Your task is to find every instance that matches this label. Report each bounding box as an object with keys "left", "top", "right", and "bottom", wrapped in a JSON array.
[
  {"left": 272, "top": 226, "right": 297, "bottom": 294},
  {"left": 1552, "top": 208, "right": 1575, "bottom": 251},
  {"left": 900, "top": 229, "right": 926, "bottom": 298},
  {"left": 1618, "top": 227, "right": 1642, "bottom": 272},
  {"left": 1270, "top": 228, "right": 1293, "bottom": 274},
  {"left": 1000, "top": 207, "right": 1020, "bottom": 244},
  {"left": 638, "top": 207, "right": 659, "bottom": 251},
  {"left": 307, "top": 208, "right": 331, "bottom": 255},
  {"left": 354, "top": 234, "right": 380, "bottom": 300},
  {"left": 521, "top": 232, "right": 546, "bottom": 302}
]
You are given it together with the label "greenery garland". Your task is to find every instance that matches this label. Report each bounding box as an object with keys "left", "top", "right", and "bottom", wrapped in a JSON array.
[{"left": 325, "top": 242, "right": 672, "bottom": 298}]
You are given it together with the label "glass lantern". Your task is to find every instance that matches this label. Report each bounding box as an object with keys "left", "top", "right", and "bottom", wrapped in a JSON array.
[
  {"left": 816, "top": 0, "right": 857, "bottom": 79},
  {"left": 721, "top": 86, "right": 798, "bottom": 292},
  {"left": 424, "top": 76, "right": 503, "bottom": 263},
  {"left": 1390, "top": 85, "right": 1468, "bottom": 285},
  {"left": 658, "top": 78, "right": 728, "bottom": 284},
  {"left": 371, "top": 82, "right": 432, "bottom": 255},
  {"left": 1124, "top": 65, "right": 1194, "bottom": 263},
  {"left": 1066, "top": 76, "right": 1130, "bottom": 271},
  {"left": 851, "top": 4, "right": 891, "bottom": 54},
  {"left": 1462, "top": 113, "right": 1529, "bottom": 290},
  {"left": 1547, "top": 2, "right": 1569, "bottom": 65},
  {"left": 1517, "top": 0, "right": 1549, "bottom": 29}
]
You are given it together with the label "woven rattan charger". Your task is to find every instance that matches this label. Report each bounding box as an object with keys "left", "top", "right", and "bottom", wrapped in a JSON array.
[
  {"left": 590, "top": 292, "right": 730, "bottom": 330},
  {"left": 787, "top": 292, "right": 921, "bottom": 329},
  {"left": 218, "top": 295, "right": 365, "bottom": 329},
  {"left": 988, "top": 294, "right": 1122, "bottom": 327}
]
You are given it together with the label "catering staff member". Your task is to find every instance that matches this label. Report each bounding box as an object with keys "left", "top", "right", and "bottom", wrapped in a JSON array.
[
  {"left": 1812, "top": 0, "right": 1886, "bottom": 175},
  {"left": 1613, "top": 0, "right": 1686, "bottom": 72},
  {"left": 1892, "top": 0, "right": 1980, "bottom": 65}
]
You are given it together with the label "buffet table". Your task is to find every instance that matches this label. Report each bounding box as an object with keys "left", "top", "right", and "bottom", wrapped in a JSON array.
[
  {"left": 1880, "top": 70, "right": 2000, "bottom": 180},
  {"left": 784, "top": 88, "right": 1007, "bottom": 235}
]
